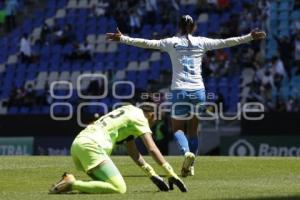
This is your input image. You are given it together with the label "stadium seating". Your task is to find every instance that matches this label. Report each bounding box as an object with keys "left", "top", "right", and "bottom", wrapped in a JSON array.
[
  {"left": 0, "top": 0, "right": 296, "bottom": 115},
  {"left": 266, "top": 0, "right": 297, "bottom": 58}
]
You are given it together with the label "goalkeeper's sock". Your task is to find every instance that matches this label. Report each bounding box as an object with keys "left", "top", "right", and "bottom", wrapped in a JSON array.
[
  {"left": 174, "top": 130, "right": 190, "bottom": 155},
  {"left": 72, "top": 176, "right": 126, "bottom": 194},
  {"left": 188, "top": 136, "right": 199, "bottom": 156}
]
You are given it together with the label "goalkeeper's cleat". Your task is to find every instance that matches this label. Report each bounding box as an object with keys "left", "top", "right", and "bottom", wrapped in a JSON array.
[
  {"left": 181, "top": 152, "right": 195, "bottom": 177},
  {"left": 188, "top": 166, "right": 195, "bottom": 176},
  {"left": 168, "top": 177, "right": 187, "bottom": 192},
  {"left": 150, "top": 176, "right": 169, "bottom": 192},
  {"left": 49, "top": 172, "right": 75, "bottom": 194}
]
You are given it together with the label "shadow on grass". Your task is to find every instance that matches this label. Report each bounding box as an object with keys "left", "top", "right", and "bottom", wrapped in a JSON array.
[
  {"left": 123, "top": 174, "right": 168, "bottom": 178},
  {"left": 49, "top": 190, "right": 157, "bottom": 195},
  {"left": 220, "top": 195, "right": 300, "bottom": 200},
  {"left": 122, "top": 175, "right": 146, "bottom": 178}
]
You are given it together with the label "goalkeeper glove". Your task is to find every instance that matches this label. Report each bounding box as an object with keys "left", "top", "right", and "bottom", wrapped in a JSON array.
[
  {"left": 162, "top": 162, "right": 187, "bottom": 192},
  {"left": 141, "top": 163, "right": 169, "bottom": 192}
]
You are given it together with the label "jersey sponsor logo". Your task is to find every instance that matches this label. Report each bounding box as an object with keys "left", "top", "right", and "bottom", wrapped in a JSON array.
[
  {"left": 173, "top": 43, "right": 199, "bottom": 50},
  {"left": 223, "top": 137, "right": 300, "bottom": 157},
  {"left": 0, "top": 137, "right": 33, "bottom": 155}
]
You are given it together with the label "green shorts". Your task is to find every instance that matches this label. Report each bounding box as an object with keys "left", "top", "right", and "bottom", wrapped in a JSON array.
[{"left": 71, "top": 136, "right": 110, "bottom": 173}]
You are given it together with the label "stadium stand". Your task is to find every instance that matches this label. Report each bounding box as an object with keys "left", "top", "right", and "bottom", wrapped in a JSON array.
[
  {"left": 243, "top": 0, "right": 300, "bottom": 112},
  {"left": 0, "top": 0, "right": 299, "bottom": 116}
]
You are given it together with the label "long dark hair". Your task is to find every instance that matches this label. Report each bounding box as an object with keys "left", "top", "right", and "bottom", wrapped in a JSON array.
[{"left": 179, "top": 15, "right": 196, "bottom": 35}]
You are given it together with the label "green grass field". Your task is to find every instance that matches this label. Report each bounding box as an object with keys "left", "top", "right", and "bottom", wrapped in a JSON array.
[{"left": 0, "top": 156, "right": 299, "bottom": 200}]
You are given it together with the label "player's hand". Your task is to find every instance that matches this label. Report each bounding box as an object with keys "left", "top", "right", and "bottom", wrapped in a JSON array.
[
  {"left": 168, "top": 176, "right": 188, "bottom": 192},
  {"left": 161, "top": 162, "right": 187, "bottom": 192},
  {"left": 150, "top": 175, "right": 169, "bottom": 192},
  {"left": 106, "top": 27, "right": 122, "bottom": 42},
  {"left": 251, "top": 29, "right": 266, "bottom": 40}
]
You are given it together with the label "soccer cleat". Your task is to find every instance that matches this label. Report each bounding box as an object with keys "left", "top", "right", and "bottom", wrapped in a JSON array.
[
  {"left": 181, "top": 152, "right": 195, "bottom": 177},
  {"left": 188, "top": 166, "right": 195, "bottom": 176},
  {"left": 49, "top": 172, "right": 75, "bottom": 194},
  {"left": 150, "top": 176, "right": 169, "bottom": 191}
]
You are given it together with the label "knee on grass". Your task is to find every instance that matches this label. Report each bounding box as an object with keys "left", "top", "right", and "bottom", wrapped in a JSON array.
[{"left": 110, "top": 176, "right": 127, "bottom": 194}]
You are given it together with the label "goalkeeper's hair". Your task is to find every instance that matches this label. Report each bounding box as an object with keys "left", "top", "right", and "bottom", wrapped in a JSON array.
[
  {"left": 139, "top": 103, "right": 155, "bottom": 113},
  {"left": 138, "top": 94, "right": 156, "bottom": 113}
]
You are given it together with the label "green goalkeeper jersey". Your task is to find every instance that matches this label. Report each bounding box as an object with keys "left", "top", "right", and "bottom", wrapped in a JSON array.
[{"left": 77, "top": 105, "right": 152, "bottom": 155}]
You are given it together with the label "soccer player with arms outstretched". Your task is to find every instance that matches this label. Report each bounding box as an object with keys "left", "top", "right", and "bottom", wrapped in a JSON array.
[
  {"left": 106, "top": 15, "right": 266, "bottom": 177},
  {"left": 49, "top": 104, "right": 187, "bottom": 194}
]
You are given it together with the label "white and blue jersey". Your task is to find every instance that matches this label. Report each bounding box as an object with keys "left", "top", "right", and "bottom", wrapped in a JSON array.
[
  {"left": 120, "top": 33, "right": 253, "bottom": 116},
  {"left": 120, "top": 33, "right": 253, "bottom": 91}
]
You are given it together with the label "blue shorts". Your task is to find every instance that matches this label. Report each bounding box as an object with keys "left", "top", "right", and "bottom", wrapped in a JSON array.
[{"left": 170, "top": 89, "right": 206, "bottom": 118}]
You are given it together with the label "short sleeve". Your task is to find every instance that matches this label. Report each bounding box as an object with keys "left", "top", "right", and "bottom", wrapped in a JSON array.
[{"left": 129, "top": 109, "right": 152, "bottom": 138}]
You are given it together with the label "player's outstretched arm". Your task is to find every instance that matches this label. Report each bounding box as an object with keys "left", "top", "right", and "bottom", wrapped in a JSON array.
[
  {"left": 202, "top": 29, "right": 266, "bottom": 51},
  {"left": 126, "top": 139, "right": 169, "bottom": 191},
  {"left": 141, "top": 133, "right": 188, "bottom": 192},
  {"left": 106, "top": 28, "right": 167, "bottom": 50}
]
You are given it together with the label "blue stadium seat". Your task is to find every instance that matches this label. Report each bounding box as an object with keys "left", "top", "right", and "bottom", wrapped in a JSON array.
[
  {"left": 62, "top": 44, "right": 73, "bottom": 54},
  {"left": 27, "top": 71, "right": 37, "bottom": 80},
  {"left": 41, "top": 106, "right": 50, "bottom": 114},
  {"left": 92, "top": 62, "right": 104, "bottom": 71},
  {"left": 117, "top": 52, "right": 128, "bottom": 62},
  {"left": 269, "top": 2, "right": 277, "bottom": 11},
  {"left": 82, "top": 62, "right": 93, "bottom": 70},
  {"left": 279, "top": 29, "right": 290, "bottom": 37},
  {"left": 31, "top": 107, "right": 41, "bottom": 114},
  {"left": 21, "top": 107, "right": 31, "bottom": 114},
  {"left": 71, "top": 63, "right": 82, "bottom": 71},
  {"left": 8, "top": 107, "right": 19, "bottom": 114},
  {"left": 128, "top": 51, "right": 139, "bottom": 61},
  {"left": 105, "top": 53, "right": 117, "bottom": 63},
  {"left": 197, "top": 22, "right": 208, "bottom": 36},
  {"left": 45, "top": 8, "right": 57, "bottom": 18},
  {"left": 291, "top": 10, "right": 300, "bottom": 20},
  {"left": 218, "top": 77, "right": 228, "bottom": 87},
  {"left": 231, "top": 1, "right": 243, "bottom": 14},
  {"left": 278, "top": 11, "right": 289, "bottom": 20},
  {"left": 115, "top": 61, "right": 126, "bottom": 70},
  {"left": 136, "top": 79, "right": 148, "bottom": 90},
  {"left": 125, "top": 71, "right": 137, "bottom": 82},
  {"left": 138, "top": 52, "right": 150, "bottom": 62},
  {"left": 278, "top": 2, "right": 292, "bottom": 11},
  {"left": 61, "top": 62, "right": 71, "bottom": 71}
]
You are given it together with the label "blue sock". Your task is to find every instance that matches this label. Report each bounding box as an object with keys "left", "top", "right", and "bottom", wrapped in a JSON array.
[
  {"left": 188, "top": 136, "right": 199, "bottom": 156},
  {"left": 174, "top": 130, "right": 190, "bottom": 155}
]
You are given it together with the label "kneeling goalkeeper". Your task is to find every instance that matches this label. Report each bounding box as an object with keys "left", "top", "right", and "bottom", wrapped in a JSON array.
[{"left": 49, "top": 104, "right": 187, "bottom": 194}]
